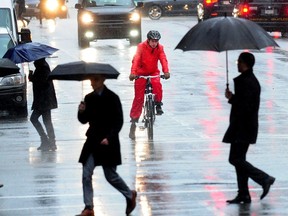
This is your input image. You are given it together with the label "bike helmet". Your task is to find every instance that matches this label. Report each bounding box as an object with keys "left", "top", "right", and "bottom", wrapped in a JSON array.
[{"left": 147, "top": 30, "right": 161, "bottom": 40}]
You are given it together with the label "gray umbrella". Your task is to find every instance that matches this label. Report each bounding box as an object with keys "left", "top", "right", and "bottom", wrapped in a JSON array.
[
  {"left": 0, "top": 58, "right": 19, "bottom": 76},
  {"left": 49, "top": 61, "right": 120, "bottom": 81},
  {"left": 175, "top": 16, "right": 279, "bottom": 87}
]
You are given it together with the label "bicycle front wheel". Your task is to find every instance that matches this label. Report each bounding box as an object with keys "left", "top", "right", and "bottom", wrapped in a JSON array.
[{"left": 146, "top": 98, "right": 154, "bottom": 139}]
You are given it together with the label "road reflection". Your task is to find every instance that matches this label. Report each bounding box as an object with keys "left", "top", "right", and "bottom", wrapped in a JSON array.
[
  {"left": 132, "top": 134, "right": 174, "bottom": 216},
  {"left": 29, "top": 151, "right": 59, "bottom": 211}
]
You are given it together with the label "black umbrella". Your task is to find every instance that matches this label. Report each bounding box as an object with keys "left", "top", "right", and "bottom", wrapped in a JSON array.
[
  {"left": 3, "top": 42, "right": 58, "bottom": 63},
  {"left": 175, "top": 16, "right": 279, "bottom": 87},
  {"left": 0, "top": 58, "right": 20, "bottom": 76},
  {"left": 49, "top": 61, "right": 120, "bottom": 81}
]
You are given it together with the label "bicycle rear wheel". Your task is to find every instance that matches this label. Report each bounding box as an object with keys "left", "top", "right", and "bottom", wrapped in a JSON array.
[{"left": 146, "top": 98, "right": 155, "bottom": 139}]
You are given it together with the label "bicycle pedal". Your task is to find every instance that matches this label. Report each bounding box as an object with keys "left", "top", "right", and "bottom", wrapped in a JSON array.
[{"left": 139, "top": 126, "right": 146, "bottom": 131}]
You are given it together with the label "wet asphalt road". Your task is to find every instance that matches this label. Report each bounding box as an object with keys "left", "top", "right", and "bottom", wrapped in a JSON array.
[{"left": 1, "top": 5, "right": 288, "bottom": 216}]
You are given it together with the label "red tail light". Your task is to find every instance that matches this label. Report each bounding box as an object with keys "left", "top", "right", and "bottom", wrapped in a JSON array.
[
  {"left": 205, "top": 0, "right": 218, "bottom": 5},
  {"left": 241, "top": 4, "right": 249, "bottom": 14},
  {"left": 283, "top": 6, "right": 288, "bottom": 15}
]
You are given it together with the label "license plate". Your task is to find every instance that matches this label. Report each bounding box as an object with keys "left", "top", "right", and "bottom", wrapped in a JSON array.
[
  {"left": 265, "top": 9, "right": 274, "bottom": 15},
  {"left": 222, "top": 1, "right": 230, "bottom": 5}
]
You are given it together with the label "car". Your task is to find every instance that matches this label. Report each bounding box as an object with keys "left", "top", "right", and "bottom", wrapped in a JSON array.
[
  {"left": 22, "top": 0, "right": 68, "bottom": 20},
  {"left": 22, "top": 0, "right": 40, "bottom": 19},
  {"left": 197, "top": 0, "right": 236, "bottom": 22},
  {"left": 140, "top": 0, "right": 198, "bottom": 20},
  {"left": 75, "top": 0, "right": 143, "bottom": 48},
  {"left": 0, "top": 27, "right": 27, "bottom": 117},
  {"left": 0, "top": 0, "right": 31, "bottom": 118},
  {"left": 233, "top": 0, "right": 288, "bottom": 37}
]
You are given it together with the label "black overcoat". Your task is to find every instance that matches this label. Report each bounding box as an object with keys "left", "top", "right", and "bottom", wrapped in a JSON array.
[
  {"left": 222, "top": 69, "right": 260, "bottom": 144},
  {"left": 78, "top": 85, "right": 123, "bottom": 166},
  {"left": 30, "top": 58, "right": 58, "bottom": 111}
]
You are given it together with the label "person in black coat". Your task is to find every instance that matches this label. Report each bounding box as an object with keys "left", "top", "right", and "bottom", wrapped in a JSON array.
[
  {"left": 223, "top": 52, "right": 275, "bottom": 204},
  {"left": 29, "top": 58, "right": 58, "bottom": 151},
  {"left": 77, "top": 75, "right": 136, "bottom": 216}
]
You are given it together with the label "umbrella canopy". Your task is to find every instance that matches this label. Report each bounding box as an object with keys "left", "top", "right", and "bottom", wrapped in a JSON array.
[
  {"left": 3, "top": 42, "right": 58, "bottom": 63},
  {"left": 175, "top": 16, "right": 279, "bottom": 86},
  {"left": 49, "top": 61, "right": 120, "bottom": 81},
  {"left": 0, "top": 58, "right": 20, "bottom": 76}
]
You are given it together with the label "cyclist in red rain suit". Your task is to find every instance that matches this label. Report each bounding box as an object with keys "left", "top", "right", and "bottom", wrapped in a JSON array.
[{"left": 129, "top": 30, "right": 170, "bottom": 139}]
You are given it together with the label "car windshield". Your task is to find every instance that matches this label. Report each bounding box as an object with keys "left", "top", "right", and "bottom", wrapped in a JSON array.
[
  {"left": 0, "top": 34, "right": 15, "bottom": 58},
  {"left": 85, "top": 0, "right": 135, "bottom": 7},
  {"left": 25, "top": 0, "right": 40, "bottom": 3},
  {"left": 248, "top": 0, "right": 288, "bottom": 2},
  {"left": 0, "top": 9, "right": 13, "bottom": 33}
]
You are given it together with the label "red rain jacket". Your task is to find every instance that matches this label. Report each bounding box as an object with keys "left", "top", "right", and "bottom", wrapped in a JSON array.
[{"left": 131, "top": 40, "right": 169, "bottom": 75}]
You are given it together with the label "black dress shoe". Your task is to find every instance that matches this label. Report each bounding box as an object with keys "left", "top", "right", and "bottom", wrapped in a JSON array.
[
  {"left": 126, "top": 190, "right": 137, "bottom": 215},
  {"left": 226, "top": 194, "right": 251, "bottom": 204},
  {"left": 260, "top": 176, "right": 276, "bottom": 200}
]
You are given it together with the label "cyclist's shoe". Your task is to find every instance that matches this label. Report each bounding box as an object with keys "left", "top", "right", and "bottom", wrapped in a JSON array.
[
  {"left": 156, "top": 105, "right": 164, "bottom": 115},
  {"left": 129, "top": 123, "right": 136, "bottom": 140}
]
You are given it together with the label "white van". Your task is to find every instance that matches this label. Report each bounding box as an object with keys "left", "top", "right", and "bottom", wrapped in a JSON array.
[
  {"left": 0, "top": 0, "right": 20, "bottom": 43},
  {"left": 0, "top": 0, "right": 31, "bottom": 44},
  {"left": 0, "top": 0, "right": 31, "bottom": 117}
]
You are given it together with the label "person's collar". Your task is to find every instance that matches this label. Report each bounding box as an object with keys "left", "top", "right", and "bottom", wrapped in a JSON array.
[{"left": 94, "top": 85, "right": 105, "bottom": 96}]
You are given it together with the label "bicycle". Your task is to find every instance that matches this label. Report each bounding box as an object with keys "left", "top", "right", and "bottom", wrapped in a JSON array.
[{"left": 136, "top": 75, "right": 165, "bottom": 140}]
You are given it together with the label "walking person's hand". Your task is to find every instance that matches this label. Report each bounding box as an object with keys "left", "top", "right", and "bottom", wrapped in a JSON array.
[
  {"left": 78, "top": 101, "right": 86, "bottom": 112},
  {"left": 100, "top": 138, "right": 109, "bottom": 145},
  {"left": 225, "top": 88, "right": 233, "bottom": 99}
]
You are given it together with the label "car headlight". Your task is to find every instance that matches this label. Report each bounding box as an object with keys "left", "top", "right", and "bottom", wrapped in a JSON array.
[
  {"left": 130, "top": 12, "right": 141, "bottom": 22},
  {"left": 60, "top": 5, "right": 67, "bottom": 12},
  {"left": 232, "top": 8, "right": 239, "bottom": 17},
  {"left": 130, "top": 29, "right": 140, "bottom": 37},
  {"left": 46, "top": 0, "right": 59, "bottom": 12},
  {"left": 0, "top": 74, "right": 24, "bottom": 86},
  {"left": 81, "top": 13, "right": 94, "bottom": 24}
]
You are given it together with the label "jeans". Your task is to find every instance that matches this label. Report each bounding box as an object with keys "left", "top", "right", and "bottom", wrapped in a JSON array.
[{"left": 82, "top": 154, "right": 132, "bottom": 208}]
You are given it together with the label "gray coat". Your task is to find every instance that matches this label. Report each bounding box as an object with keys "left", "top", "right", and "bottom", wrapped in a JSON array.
[{"left": 222, "top": 69, "right": 260, "bottom": 144}]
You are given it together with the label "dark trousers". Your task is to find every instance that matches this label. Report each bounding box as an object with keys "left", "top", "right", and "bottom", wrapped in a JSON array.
[
  {"left": 229, "top": 142, "right": 269, "bottom": 195},
  {"left": 30, "top": 109, "right": 55, "bottom": 142}
]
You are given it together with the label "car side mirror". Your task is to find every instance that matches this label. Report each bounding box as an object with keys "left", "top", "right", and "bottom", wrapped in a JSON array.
[
  {"left": 75, "top": 3, "right": 82, "bottom": 9},
  {"left": 19, "top": 28, "right": 32, "bottom": 43},
  {"left": 137, "top": 2, "right": 143, "bottom": 7}
]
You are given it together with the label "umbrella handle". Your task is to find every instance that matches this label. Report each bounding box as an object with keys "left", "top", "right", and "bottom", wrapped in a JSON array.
[{"left": 226, "top": 51, "right": 229, "bottom": 88}]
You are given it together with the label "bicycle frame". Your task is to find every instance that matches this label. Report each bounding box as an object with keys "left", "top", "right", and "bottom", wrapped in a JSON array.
[{"left": 136, "top": 75, "right": 164, "bottom": 139}]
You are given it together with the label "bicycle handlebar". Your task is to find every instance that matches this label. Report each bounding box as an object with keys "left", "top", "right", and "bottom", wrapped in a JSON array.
[{"left": 135, "top": 75, "right": 166, "bottom": 80}]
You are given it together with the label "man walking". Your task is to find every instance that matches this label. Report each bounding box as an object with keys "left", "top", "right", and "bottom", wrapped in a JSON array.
[
  {"left": 223, "top": 52, "right": 275, "bottom": 204},
  {"left": 77, "top": 75, "right": 136, "bottom": 216}
]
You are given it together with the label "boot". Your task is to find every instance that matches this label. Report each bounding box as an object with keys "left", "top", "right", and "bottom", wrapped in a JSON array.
[
  {"left": 49, "top": 138, "right": 57, "bottom": 151},
  {"left": 37, "top": 136, "right": 50, "bottom": 151},
  {"left": 129, "top": 123, "right": 136, "bottom": 140}
]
